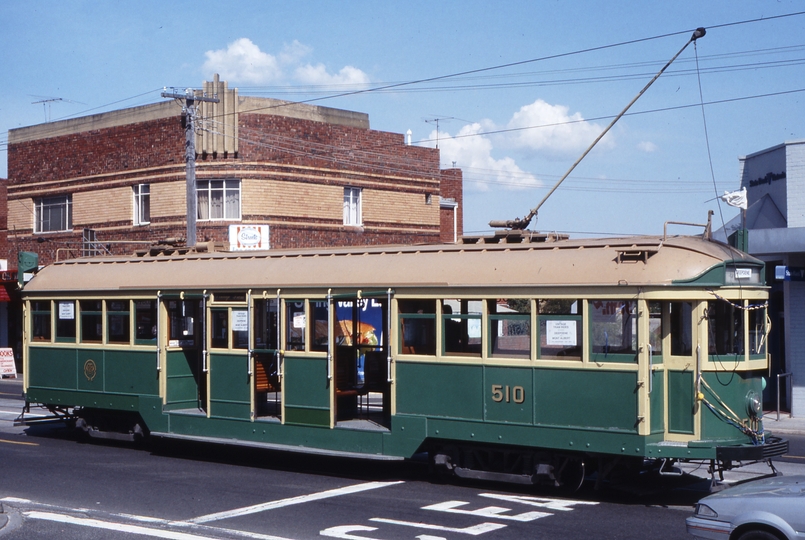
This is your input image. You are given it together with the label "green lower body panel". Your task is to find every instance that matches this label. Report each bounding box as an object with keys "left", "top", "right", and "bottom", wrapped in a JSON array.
[{"left": 27, "top": 387, "right": 140, "bottom": 412}]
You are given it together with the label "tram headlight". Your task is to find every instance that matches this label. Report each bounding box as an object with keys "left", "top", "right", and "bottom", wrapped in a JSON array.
[{"left": 745, "top": 390, "right": 762, "bottom": 419}]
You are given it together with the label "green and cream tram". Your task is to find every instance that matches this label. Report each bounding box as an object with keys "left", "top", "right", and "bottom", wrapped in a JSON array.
[{"left": 20, "top": 229, "right": 787, "bottom": 487}]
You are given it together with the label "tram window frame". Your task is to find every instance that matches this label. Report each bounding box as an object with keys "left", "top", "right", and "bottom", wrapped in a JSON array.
[
  {"left": 537, "top": 299, "right": 582, "bottom": 360},
  {"left": 748, "top": 305, "right": 767, "bottom": 359},
  {"left": 590, "top": 300, "right": 638, "bottom": 362},
  {"left": 211, "top": 308, "right": 229, "bottom": 349},
  {"left": 80, "top": 300, "right": 103, "bottom": 344},
  {"left": 398, "top": 299, "right": 436, "bottom": 356},
  {"left": 309, "top": 300, "right": 329, "bottom": 352},
  {"left": 55, "top": 300, "right": 77, "bottom": 343},
  {"left": 670, "top": 301, "right": 693, "bottom": 357},
  {"left": 31, "top": 300, "right": 52, "bottom": 342},
  {"left": 708, "top": 299, "right": 744, "bottom": 359},
  {"left": 253, "top": 298, "right": 279, "bottom": 351},
  {"left": 442, "top": 299, "right": 482, "bottom": 357},
  {"left": 488, "top": 299, "right": 531, "bottom": 359},
  {"left": 167, "top": 299, "right": 198, "bottom": 347},
  {"left": 106, "top": 300, "right": 131, "bottom": 344},
  {"left": 285, "top": 301, "right": 306, "bottom": 352},
  {"left": 134, "top": 300, "right": 157, "bottom": 345},
  {"left": 648, "top": 301, "right": 663, "bottom": 359}
]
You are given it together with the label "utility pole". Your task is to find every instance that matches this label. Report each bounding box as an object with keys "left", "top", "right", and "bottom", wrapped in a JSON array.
[{"left": 161, "top": 88, "right": 219, "bottom": 246}]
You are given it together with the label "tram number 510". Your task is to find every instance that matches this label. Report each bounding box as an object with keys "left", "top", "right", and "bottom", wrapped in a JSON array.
[{"left": 491, "top": 384, "right": 525, "bottom": 404}]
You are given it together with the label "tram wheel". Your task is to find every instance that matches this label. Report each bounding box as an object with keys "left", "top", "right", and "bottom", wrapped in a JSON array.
[{"left": 556, "top": 457, "right": 586, "bottom": 493}]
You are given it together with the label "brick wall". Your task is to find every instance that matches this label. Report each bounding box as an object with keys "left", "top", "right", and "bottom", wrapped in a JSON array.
[
  {"left": 6, "top": 99, "right": 460, "bottom": 264},
  {"left": 440, "top": 168, "right": 463, "bottom": 242},
  {"left": 0, "top": 180, "right": 6, "bottom": 266}
]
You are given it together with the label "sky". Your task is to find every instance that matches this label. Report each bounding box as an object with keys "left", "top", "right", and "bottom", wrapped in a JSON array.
[{"left": 2, "top": 1, "right": 805, "bottom": 238}]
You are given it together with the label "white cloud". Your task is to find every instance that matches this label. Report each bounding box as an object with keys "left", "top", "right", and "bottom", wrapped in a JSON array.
[
  {"left": 432, "top": 124, "right": 542, "bottom": 192},
  {"left": 503, "top": 99, "right": 612, "bottom": 159},
  {"left": 294, "top": 64, "right": 370, "bottom": 87},
  {"left": 202, "top": 38, "right": 370, "bottom": 87},
  {"left": 202, "top": 38, "right": 282, "bottom": 84},
  {"left": 637, "top": 141, "right": 657, "bottom": 153}
]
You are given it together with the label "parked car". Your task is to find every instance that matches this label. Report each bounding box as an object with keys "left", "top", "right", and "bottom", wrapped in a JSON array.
[{"left": 686, "top": 475, "right": 805, "bottom": 539}]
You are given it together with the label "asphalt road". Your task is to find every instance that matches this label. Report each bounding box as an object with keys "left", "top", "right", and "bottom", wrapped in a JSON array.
[{"left": 0, "top": 376, "right": 802, "bottom": 540}]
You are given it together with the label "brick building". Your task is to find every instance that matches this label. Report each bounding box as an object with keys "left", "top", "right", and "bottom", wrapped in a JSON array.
[
  {"left": 1, "top": 76, "right": 463, "bottom": 370},
  {"left": 6, "top": 75, "right": 462, "bottom": 266}
]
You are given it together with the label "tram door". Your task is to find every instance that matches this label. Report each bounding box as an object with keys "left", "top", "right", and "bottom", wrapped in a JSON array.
[
  {"left": 332, "top": 296, "right": 390, "bottom": 426},
  {"left": 164, "top": 297, "right": 207, "bottom": 412},
  {"left": 662, "top": 301, "right": 699, "bottom": 439},
  {"left": 253, "top": 298, "right": 281, "bottom": 419}
]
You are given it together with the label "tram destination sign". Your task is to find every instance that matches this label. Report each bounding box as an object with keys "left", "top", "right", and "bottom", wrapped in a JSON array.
[{"left": 775, "top": 265, "right": 805, "bottom": 281}]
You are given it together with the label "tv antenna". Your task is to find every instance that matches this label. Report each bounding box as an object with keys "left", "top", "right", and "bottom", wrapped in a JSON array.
[
  {"left": 489, "top": 27, "right": 706, "bottom": 230},
  {"left": 424, "top": 116, "right": 455, "bottom": 149},
  {"left": 30, "top": 96, "right": 85, "bottom": 122}
]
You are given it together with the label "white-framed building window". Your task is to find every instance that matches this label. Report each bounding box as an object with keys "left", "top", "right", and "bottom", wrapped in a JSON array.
[
  {"left": 133, "top": 184, "right": 150, "bottom": 226},
  {"left": 343, "top": 187, "right": 362, "bottom": 226},
  {"left": 34, "top": 195, "right": 72, "bottom": 233},
  {"left": 198, "top": 179, "right": 241, "bottom": 221}
]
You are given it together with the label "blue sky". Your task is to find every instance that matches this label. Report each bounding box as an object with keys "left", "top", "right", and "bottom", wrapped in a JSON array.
[{"left": 2, "top": 1, "right": 804, "bottom": 237}]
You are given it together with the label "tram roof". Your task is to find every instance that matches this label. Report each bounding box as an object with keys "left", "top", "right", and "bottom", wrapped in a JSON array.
[{"left": 22, "top": 234, "right": 762, "bottom": 295}]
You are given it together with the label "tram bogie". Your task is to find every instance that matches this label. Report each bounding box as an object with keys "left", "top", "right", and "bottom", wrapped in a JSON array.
[{"left": 20, "top": 233, "right": 787, "bottom": 488}]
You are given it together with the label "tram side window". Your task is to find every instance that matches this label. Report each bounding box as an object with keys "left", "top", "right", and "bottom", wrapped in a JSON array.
[
  {"left": 310, "top": 301, "right": 329, "bottom": 352},
  {"left": 254, "top": 299, "right": 278, "bottom": 350},
  {"left": 670, "top": 301, "right": 693, "bottom": 356},
  {"left": 748, "top": 306, "right": 767, "bottom": 358},
  {"left": 55, "top": 301, "right": 76, "bottom": 342},
  {"left": 107, "top": 300, "right": 130, "bottom": 344},
  {"left": 442, "top": 299, "right": 482, "bottom": 357},
  {"left": 590, "top": 300, "right": 637, "bottom": 359},
  {"left": 286, "top": 301, "right": 306, "bottom": 351},
  {"left": 211, "top": 309, "right": 228, "bottom": 349},
  {"left": 648, "top": 301, "right": 663, "bottom": 357},
  {"left": 708, "top": 300, "right": 744, "bottom": 357},
  {"left": 31, "top": 301, "right": 51, "bottom": 342},
  {"left": 537, "top": 299, "right": 582, "bottom": 359},
  {"left": 232, "top": 309, "right": 248, "bottom": 349},
  {"left": 134, "top": 300, "right": 157, "bottom": 343},
  {"left": 399, "top": 299, "right": 435, "bottom": 355},
  {"left": 488, "top": 299, "right": 530, "bottom": 359},
  {"left": 168, "top": 300, "right": 198, "bottom": 346}
]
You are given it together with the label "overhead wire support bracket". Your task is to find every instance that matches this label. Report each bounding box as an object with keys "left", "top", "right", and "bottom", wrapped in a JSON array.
[{"left": 489, "top": 27, "right": 706, "bottom": 231}]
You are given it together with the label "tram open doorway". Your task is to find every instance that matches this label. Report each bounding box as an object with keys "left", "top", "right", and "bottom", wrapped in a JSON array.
[
  {"left": 332, "top": 294, "right": 391, "bottom": 430},
  {"left": 253, "top": 297, "right": 282, "bottom": 421}
]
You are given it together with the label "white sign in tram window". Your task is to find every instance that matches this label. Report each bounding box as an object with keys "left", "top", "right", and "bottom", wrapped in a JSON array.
[
  {"left": 59, "top": 302, "right": 75, "bottom": 320},
  {"left": 546, "top": 320, "right": 577, "bottom": 346},
  {"left": 735, "top": 268, "right": 753, "bottom": 280},
  {"left": 293, "top": 313, "right": 306, "bottom": 329},
  {"left": 231, "top": 310, "right": 249, "bottom": 332}
]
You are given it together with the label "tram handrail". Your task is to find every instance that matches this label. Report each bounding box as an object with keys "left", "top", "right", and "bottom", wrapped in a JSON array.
[{"left": 776, "top": 372, "right": 793, "bottom": 421}]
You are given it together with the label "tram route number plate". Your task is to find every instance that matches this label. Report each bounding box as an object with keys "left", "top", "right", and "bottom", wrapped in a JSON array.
[{"left": 0, "top": 348, "right": 16, "bottom": 378}]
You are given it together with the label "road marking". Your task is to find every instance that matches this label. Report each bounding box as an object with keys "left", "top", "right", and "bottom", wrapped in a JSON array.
[
  {"left": 369, "top": 518, "right": 506, "bottom": 536},
  {"left": 0, "top": 438, "right": 37, "bottom": 446},
  {"left": 783, "top": 455, "right": 805, "bottom": 461},
  {"left": 6, "top": 498, "right": 296, "bottom": 539},
  {"left": 27, "top": 511, "right": 223, "bottom": 540},
  {"left": 190, "top": 480, "right": 404, "bottom": 524},
  {"left": 478, "top": 493, "right": 599, "bottom": 510},
  {"left": 423, "top": 500, "right": 550, "bottom": 522}
]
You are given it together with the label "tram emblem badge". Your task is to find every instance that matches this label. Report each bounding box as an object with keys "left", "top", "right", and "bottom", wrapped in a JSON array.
[{"left": 84, "top": 359, "right": 97, "bottom": 382}]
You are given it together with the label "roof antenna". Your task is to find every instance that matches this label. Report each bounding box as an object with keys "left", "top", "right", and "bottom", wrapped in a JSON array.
[{"left": 489, "top": 27, "right": 706, "bottom": 231}]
